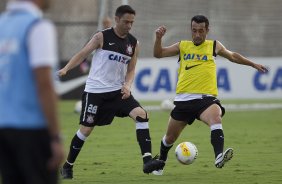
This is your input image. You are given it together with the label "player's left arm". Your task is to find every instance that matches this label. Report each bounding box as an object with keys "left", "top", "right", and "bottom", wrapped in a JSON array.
[
  {"left": 121, "top": 41, "right": 140, "bottom": 99},
  {"left": 216, "top": 40, "right": 268, "bottom": 73}
]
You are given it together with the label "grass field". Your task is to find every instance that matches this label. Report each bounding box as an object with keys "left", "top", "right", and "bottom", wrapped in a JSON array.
[{"left": 59, "top": 99, "right": 282, "bottom": 184}]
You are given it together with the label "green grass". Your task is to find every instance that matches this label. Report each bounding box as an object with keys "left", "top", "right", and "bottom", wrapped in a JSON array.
[{"left": 59, "top": 100, "right": 282, "bottom": 184}]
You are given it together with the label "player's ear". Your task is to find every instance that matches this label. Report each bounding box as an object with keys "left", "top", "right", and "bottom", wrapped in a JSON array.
[{"left": 114, "top": 16, "right": 119, "bottom": 24}]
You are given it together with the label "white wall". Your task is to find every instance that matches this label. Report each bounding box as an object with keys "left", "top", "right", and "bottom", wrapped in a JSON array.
[{"left": 132, "top": 57, "right": 282, "bottom": 100}]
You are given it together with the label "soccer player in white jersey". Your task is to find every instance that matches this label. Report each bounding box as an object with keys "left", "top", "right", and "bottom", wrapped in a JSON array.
[
  {"left": 0, "top": 0, "right": 64, "bottom": 183},
  {"left": 58, "top": 5, "right": 164, "bottom": 179}
]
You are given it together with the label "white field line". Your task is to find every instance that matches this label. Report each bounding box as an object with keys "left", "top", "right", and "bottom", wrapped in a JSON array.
[{"left": 144, "top": 103, "right": 282, "bottom": 112}]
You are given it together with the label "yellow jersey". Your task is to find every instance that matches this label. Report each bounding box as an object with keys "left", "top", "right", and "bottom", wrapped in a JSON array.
[{"left": 176, "top": 40, "right": 218, "bottom": 96}]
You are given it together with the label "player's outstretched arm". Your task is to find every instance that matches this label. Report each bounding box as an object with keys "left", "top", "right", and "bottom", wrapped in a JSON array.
[
  {"left": 153, "top": 26, "right": 179, "bottom": 58},
  {"left": 58, "top": 32, "right": 103, "bottom": 76},
  {"left": 216, "top": 41, "right": 268, "bottom": 73}
]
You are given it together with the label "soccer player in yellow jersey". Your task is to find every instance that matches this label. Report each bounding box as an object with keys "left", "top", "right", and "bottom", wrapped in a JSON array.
[{"left": 152, "top": 15, "right": 268, "bottom": 175}]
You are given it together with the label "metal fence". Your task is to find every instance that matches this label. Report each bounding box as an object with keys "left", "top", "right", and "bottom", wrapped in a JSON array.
[{"left": 1, "top": 0, "right": 282, "bottom": 61}]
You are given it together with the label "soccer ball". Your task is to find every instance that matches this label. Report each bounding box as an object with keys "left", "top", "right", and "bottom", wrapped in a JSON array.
[
  {"left": 74, "top": 100, "right": 82, "bottom": 113},
  {"left": 175, "top": 142, "right": 198, "bottom": 165}
]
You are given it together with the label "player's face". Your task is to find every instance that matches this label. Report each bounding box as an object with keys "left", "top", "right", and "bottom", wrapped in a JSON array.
[
  {"left": 191, "top": 21, "right": 209, "bottom": 46},
  {"left": 115, "top": 13, "right": 135, "bottom": 36}
]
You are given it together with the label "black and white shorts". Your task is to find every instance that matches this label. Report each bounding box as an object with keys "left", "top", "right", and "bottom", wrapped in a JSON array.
[
  {"left": 171, "top": 96, "right": 225, "bottom": 125},
  {"left": 80, "top": 90, "right": 141, "bottom": 127}
]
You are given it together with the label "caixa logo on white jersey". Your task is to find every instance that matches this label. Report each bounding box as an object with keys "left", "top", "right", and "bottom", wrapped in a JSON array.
[{"left": 108, "top": 54, "right": 130, "bottom": 64}]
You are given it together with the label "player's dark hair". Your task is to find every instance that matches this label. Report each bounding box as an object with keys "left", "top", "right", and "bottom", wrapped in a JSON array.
[
  {"left": 191, "top": 15, "right": 209, "bottom": 29},
  {"left": 115, "top": 5, "right": 136, "bottom": 17}
]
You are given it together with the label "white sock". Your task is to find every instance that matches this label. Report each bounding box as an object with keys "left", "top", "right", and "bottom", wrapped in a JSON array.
[{"left": 162, "top": 135, "right": 173, "bottom": 147}]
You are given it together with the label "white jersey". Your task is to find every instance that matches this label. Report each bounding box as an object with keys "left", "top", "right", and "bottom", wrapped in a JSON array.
[{"left": 85, "top": 28, "right": 137, "bottom": 93}]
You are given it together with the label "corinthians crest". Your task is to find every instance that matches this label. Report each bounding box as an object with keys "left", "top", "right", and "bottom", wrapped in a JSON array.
[
  {"left": 126, "top": 44, "right": 133, "bottom": 55},
  {"left": 86, "top": 114, "right": 94, "bottom": 124}
]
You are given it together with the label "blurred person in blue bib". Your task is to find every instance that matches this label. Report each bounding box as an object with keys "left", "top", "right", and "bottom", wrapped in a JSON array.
[{"left": 0, "top": 0, "right": 64, "bottom": 183}]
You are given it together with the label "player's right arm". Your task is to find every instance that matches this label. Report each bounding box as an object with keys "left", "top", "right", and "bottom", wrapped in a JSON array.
[
  {"left": 154, "top": 26, "right": 179, "bottom": 58},
  {"left": 58, "top": 32, "right": 103, "bottom": 76}
]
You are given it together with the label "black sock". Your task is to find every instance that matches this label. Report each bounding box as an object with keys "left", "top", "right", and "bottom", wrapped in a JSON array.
[
  {"left": 136, "top": 129, "right": 152, "bottom": 163},
  {"left": 63, "top": 134, "right": 85, "bottom": 168},
  {"left": 63, "top": 162, "right": 73, "bottom": 169},
  {"left": 159, "top": 140, "right": 173, "bottom": 162},
  {"left": 211, "top": 129, "right": 224, "bottom": 158}
]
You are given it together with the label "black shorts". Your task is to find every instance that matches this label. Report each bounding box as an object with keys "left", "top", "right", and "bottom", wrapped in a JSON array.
[
  {"left": 0, "top": 128, "right": 58, "bottom": 184},
  {"left": 171, "top": 96, "right": 225, "bottom": 125},
  {"left": 80, "top": 90, "right": 141, "bottom": 127}
]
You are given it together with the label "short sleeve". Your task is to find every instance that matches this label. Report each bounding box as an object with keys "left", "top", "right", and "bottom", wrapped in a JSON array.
[{"left": 28, "top": 20, "right": 58, "bottom": 68}]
